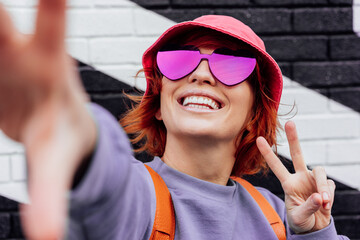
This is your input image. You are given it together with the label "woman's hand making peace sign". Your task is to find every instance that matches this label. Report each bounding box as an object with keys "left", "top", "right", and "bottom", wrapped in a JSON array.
[
  {"left": 257, "top": 121, "right": 335, "bottom": 234},
  {"left": 0, "top": 1, "right": 96, "bottom": 239}
]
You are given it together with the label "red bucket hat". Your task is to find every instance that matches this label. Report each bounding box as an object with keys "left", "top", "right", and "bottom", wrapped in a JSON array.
[{"left": 142, "top": 15, "right": 283, "bottom": 109}]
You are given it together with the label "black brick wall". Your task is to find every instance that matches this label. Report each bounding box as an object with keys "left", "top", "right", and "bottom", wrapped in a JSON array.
[
  {"left": 0, "top": 197, "right": 23, "bottom": 239},
  {"left": 293, "top": 8, "right": 353, "bottom": 33}
]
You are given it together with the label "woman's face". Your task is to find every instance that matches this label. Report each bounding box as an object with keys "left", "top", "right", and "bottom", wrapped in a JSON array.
[{"left": 156, "top": 47, "right": 255, "bottom": 143}]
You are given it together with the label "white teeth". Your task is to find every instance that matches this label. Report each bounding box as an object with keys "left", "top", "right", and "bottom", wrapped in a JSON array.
[
  {"left": 198, "top": 97, "right": 204, "bottom": 104},
  {"left": 182, "top": 96, "right": 220, "bottom": 110},
  {"left": 187, "top": 104, "right": 211, "bottom": 110}
]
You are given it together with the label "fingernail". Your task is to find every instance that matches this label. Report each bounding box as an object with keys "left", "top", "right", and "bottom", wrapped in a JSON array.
[
  {"left": 325, "top": 202, "right": 331, "bottom": 210},
  {"left": 322, "top": 192, "right": 329, "bottom": 201}
]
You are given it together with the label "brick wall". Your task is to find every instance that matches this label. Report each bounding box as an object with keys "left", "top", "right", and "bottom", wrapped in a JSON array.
[
  {"left": 0, "top": 197, "right": 22, "bottom": 239},
  {"left": 0, "top": 0, "right": 359, "bottom": 238}
]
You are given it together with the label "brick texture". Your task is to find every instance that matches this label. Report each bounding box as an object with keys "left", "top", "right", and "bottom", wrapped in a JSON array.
[
  {"left": 254, "top": 0, "right": 328, "bottom": 6},
  {"left": 328, "top": 0, "right": 353, "bottom": 5},
  {"left": 293, "top": 61, "right": 360, "bottom": 87},
  {"left": 0, "top": 214, "right": 10, "bottom": 239},
  {"left": 130, "top": 0, "right": 170, "bottom": 7},
  {"left": 214, "top": 9, "right": 292, "bottom": 34},
  {"left": 294, "top": 8, "right": 353, "bottom": 33},
  {"left": 171, "top": 0, "right": 251, "bottom": 7},
  {"left": 330, "top": 35, "right": 360, "bottom": 60},
  {"left": 10, "top": 213, "right": 24, "bottom": 238},
  {"left": 262, "top": 36, "right": 328, "bottom": 61},
  {"left": 79, "top": 66, "right": 134, "bottom": 93},
  {"left": 334, "top": 216, "right": 360, "bottom": 239},
  {"left": 0, "top": 198, "right": 18, "bottom": 212},
  {"left": 154, "top": 9, "right": 216, "bottom": 22},
  {"left": 0, "top": 196, "right": 24, "bottom": 239},
  {"left": 332, "top": 191, "right": 360, "bottom": 215},
  {"left": 278, "top": 62, "right": 292, "bottom": 79},
  {"left": 330, "top": 87, "right": 360, "bottom": 112}
]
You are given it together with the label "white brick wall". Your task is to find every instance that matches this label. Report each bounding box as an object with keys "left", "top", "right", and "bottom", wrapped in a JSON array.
[
  {"left": 355, "top": 0, "right": 360, "bottom": 36},
  {"left": 278, "top": 77, "right": 360, "bottom": 189},
  {"left": 0, "top": 0, "right": 360, "bottom": 203},
  {"left": 10, "top": 154, "right": 27, "bottom": 181},
  {"left": 90, "top": 37, "right": 155, "bottom": 64},
  {"left": 0, "top": 156, "right": 11, "bottom": 183}
]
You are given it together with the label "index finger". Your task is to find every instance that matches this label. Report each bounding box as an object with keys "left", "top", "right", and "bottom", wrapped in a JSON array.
[
  {"left": 34, "top": 0, "right": 67, "bottom": 52},
  {"left": 256, "top": 137, "right": 291, "bottom": 183}
]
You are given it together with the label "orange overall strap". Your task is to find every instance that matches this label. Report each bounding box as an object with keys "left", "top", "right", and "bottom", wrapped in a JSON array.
[
  {"left": 145, "top": 165, "right": 176, "bottom": 240},
  {"left": 231, "top": 177, "right": 286, "bottom": 240}
]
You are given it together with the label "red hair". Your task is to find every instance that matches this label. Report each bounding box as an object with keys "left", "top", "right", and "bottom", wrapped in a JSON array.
[{"left": 120, "top": 28, "right": 281, "bottom": 176}]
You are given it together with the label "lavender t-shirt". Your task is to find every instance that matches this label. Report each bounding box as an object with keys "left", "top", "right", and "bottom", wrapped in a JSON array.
[{"left": 66, "top": 103, "right": 348, "bottom": 240}]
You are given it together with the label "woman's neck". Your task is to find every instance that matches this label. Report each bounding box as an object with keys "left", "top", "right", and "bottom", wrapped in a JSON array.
[{"left": 161, "top": 134, "right": 236, "bottom": 186}]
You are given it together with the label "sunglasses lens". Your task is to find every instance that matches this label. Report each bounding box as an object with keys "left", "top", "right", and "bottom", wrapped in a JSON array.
[
  {"left": 157, "top": 51, "right": 200, "bottom": 80},
  {"left": 210, "top": 54, "right": 256, "bottom": 86}
]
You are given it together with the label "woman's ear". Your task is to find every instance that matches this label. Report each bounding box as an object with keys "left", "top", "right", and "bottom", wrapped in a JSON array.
[{"left": 155, "top": 108, "right": 162, "bottom": 121}]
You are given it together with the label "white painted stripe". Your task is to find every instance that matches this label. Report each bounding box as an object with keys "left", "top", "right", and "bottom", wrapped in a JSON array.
[
  {"left": 0, "top": 156, "right": 11, "bottom": 183},
  {"left": 278, "top": 77, "right": 360, "bottom": 190},
  {"left": 354, "top": 4, "right": 360, "bottom": 36},
  {"left": 11, "top": 154, "right": 27, "bottom": 181},
  {"left": 1, "top": 0, "right": 360, "bottom": 204},
  {"left": 0, "top": 183, "right": 30, "bottom": 204}
]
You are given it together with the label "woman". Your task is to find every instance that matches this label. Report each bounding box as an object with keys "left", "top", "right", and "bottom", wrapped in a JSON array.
[{"left": 0, "top": 1, "right": 348, "bottom": 239}]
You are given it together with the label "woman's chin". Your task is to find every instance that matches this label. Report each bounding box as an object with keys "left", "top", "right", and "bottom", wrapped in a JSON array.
[{"left": 174, "top": 125, "right": 234, "bottom": 143}]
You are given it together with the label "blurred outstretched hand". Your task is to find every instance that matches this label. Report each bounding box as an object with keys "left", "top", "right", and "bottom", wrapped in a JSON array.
[{"left": 0, "top": 1, "right": 96, "bottom": 239}]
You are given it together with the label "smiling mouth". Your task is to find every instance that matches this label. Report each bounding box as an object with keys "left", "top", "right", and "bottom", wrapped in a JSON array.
[{"left": 179, "top": 96, "right": 221, "bottom": 110}]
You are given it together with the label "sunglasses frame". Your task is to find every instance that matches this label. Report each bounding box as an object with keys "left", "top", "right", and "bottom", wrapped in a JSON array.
[{"left": 156, "top": 48, "right": 257, "bottom": 86}]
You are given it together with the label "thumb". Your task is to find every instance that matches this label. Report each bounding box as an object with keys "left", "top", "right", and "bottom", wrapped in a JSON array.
[
  {"left": 300, "top": 193, "right": 323, "bottom": 217},
  {"left": 289, "top": 193, "right": 322, "bottom": 233}
]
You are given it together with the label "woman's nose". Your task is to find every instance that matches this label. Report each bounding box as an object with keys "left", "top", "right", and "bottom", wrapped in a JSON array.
[{"left": 187, "top": 59, "right": 216, "bottom": 86}]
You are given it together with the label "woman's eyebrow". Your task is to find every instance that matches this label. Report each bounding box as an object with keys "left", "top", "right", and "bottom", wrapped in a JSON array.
[
  {"left": 214, "top": 48, "right": 255, "bottom": 57},
  {"left": 159, "top": 44, "right": 198, "bottom": 51},
  {"left": 180, "top": 45, "right": 199, "bottom": 50}
]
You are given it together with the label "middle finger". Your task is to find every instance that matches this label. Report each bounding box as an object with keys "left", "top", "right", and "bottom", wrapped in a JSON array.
[{"left": 285, "top": 121, "right": 308, "bottom": 172}]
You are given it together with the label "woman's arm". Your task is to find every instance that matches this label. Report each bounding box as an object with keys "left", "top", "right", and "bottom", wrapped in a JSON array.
[
  {"left": 66, "top": 103, "right": 154, "bottom": 240},
  {"left": 0, "top": 1, "right": 97, "bottom": 238}
]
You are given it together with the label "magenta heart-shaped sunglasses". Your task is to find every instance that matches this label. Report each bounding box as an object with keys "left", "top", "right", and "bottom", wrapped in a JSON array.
[{"left": 156, "top": 48, "right": 257, "bottom": 86}]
